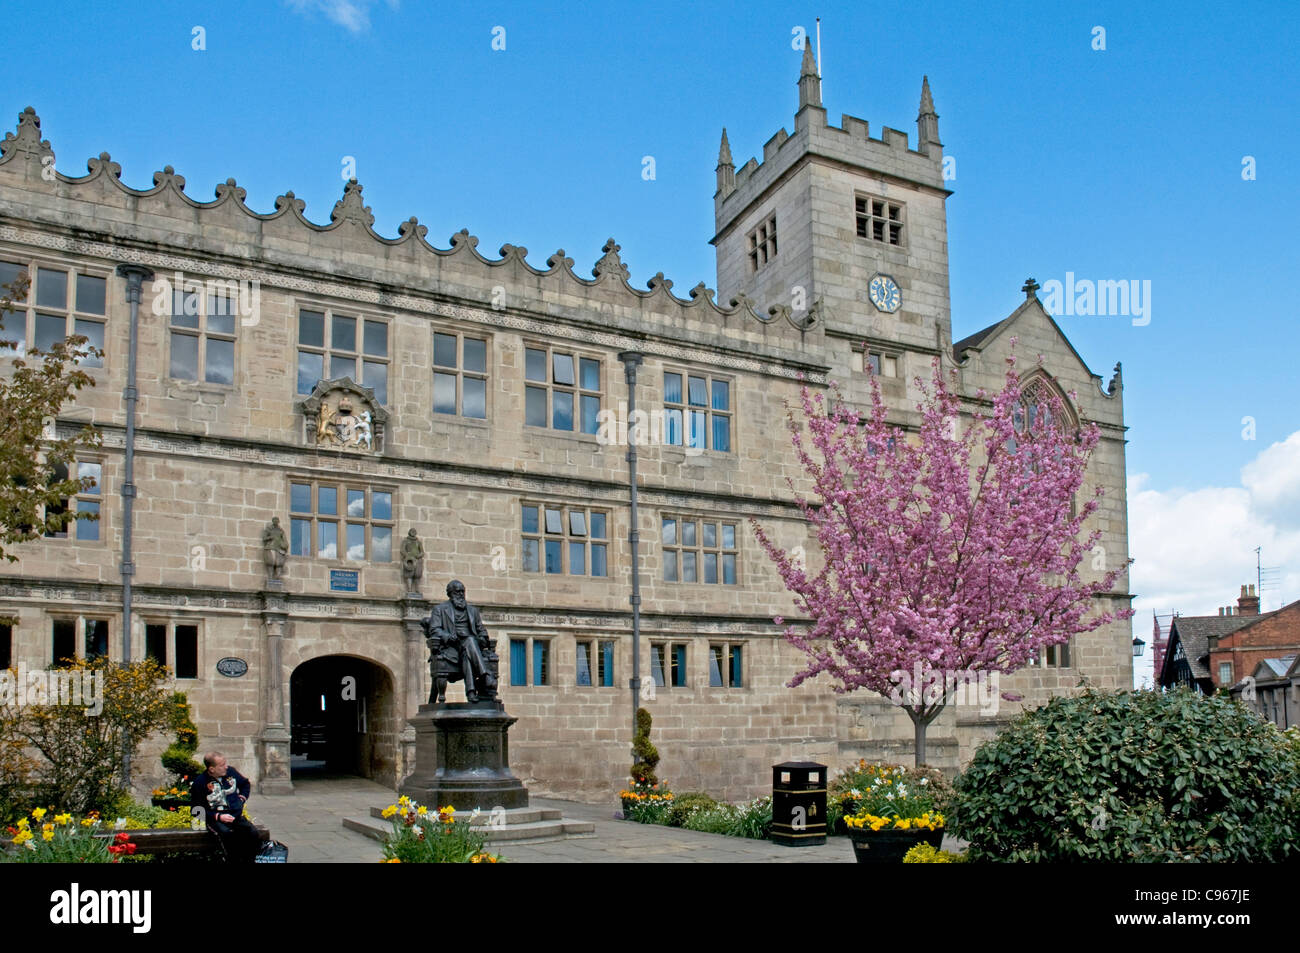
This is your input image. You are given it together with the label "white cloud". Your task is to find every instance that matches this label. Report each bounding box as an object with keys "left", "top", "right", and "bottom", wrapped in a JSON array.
[
  {"left": 1128, "top": 430, "right": 1300, "bottom": 686},
  {"left": 285, "top": 0, "right": 398, "bottom": 34}
]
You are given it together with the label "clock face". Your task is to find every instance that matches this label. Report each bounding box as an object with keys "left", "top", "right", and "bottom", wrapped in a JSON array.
[{"left": 869, "top": 274, "right": 901, "bottom": 313}]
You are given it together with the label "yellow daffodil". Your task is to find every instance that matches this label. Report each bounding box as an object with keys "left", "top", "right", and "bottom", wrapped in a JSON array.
[
  {"left": 42, "top": 830, "right": 54, "bottom": 841},
  {"left": 397, "top": 795, "right": 411, "bottom": 806},
  {"left": 416, "top": 805, "right": 428, "bottom": 816},
  {"left": 16, "top": 818, "right": 29, "bottom": 830},
  {"left": 12, "top": 829, "right": 32, "bottom": 845},
  {"left": 381, "top": 805, "right": 398, "bottom": 819},
  {"left": 54, "top": 813, "right": 71, "bottom": 826},
  {"left": 31, "top": 807, "right": 46, "bottom": 821}
]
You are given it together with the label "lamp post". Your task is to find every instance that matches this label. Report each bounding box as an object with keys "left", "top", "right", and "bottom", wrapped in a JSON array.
[
  {"left": 1132, "top": 637, "right": 1146, "bottom": 658},
  {"left": 115, "top": 263, "right": 153, "bottom": 788},
  {"left": 617, "top": 351, "right": 644, "bottom": 746}
]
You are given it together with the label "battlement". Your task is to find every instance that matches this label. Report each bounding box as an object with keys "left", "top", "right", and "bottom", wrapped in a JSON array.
[
  {"left": 714, "top": 68, "right": 946, "bottom": 239},
  {"left": 718, "top": 103, "right": 945, "bottom": 232},
  {"left": 0, "top": 106, "right": 825, "bottom": 362}
]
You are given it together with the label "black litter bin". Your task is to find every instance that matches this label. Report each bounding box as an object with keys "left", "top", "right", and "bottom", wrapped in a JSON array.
[{"left": 770, "top": 760, "right": 827, "bottom": 846}]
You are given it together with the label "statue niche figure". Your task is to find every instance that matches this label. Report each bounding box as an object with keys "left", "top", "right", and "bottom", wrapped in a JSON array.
[
  {"left": 421, "top": 580, "right": 499, "bottom": 704},
  {"left": 400, "top": 528, "right": 424, "bottom": 594},
  {"left": 262, "top": 516, "right": 288, "bottom": 583}
]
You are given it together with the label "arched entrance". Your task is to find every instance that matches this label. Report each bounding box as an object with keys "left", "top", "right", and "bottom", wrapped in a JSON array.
[{"left": 289, "top": 655, "right": 398, "bottom": 784}]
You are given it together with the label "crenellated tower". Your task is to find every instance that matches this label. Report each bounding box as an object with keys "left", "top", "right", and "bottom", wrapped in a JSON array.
[{"left": 712, "top": 56, "right": 953, "bottom": 405}]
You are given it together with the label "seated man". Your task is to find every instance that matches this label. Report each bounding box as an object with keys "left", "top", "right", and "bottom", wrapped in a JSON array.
[
  {"left": 423, "top": 579, "right": 499, "bottom": 704},
  {"left": 190, "top": 751, "right": 261, "bottom": 863}
]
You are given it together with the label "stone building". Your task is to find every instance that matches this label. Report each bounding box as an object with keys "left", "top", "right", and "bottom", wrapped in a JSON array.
[{"left": 0, "top": 50, "right": 1132, "bottom": 802}]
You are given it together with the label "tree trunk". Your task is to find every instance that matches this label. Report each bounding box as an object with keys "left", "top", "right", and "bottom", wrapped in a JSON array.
[{"left": 905, "top": 703, "right": 945, "bottom": 769}]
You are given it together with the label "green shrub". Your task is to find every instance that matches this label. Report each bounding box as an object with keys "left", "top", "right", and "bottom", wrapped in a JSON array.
[
  {"left": 903, "top": 843, "right": 966, "bottom": 863},
  {"left": 950, "top": 687, "right": 1300, "bottom": 862},
  {"left": 630, "top": 708, "right": 660, "bottom": 786},
  {"left": 681, "top": 804, "right": 736, "bottom": 835},
  {"left": 679, "top": 796, "right": 772, "bottom": 839},
  {"left": 731, "top": 796, "right": 772, "bottom": 840},
  {"left": 13, "top": 658, "right": 175, "bottom": 816},
  {"left": 665, "top": 792, "right": 717, "bottom": 827}
]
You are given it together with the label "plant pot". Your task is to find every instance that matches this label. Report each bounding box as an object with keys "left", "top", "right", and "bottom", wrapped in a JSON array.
[{"left": 845, "top": 825, "right": 943, "bottom": 863}]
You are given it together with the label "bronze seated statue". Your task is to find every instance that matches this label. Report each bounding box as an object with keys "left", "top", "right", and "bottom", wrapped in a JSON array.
[{"left": 421, "top": 579, "right": 499, "bottom": 704}]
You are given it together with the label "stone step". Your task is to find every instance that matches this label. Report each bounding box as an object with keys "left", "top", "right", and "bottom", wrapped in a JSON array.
[
  {"left": 366, "top": 805, "right": 564, "bottom": 826},
  {"left": 344, "top": 812, "right": 594, "bottom": 845}
]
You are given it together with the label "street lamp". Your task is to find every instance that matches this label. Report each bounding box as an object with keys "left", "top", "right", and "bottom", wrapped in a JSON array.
[
  {"left": 617, "top": 351, "right": 645, "bottom": 747},
  {"left": 1132, "top": 637, "right": 1146, "bottom": 657}
]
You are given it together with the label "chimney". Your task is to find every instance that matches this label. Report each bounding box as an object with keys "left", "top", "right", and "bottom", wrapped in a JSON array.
[
  {"left": 1218, "top": 607, "right": 1224, "bottom": 616},
  {"left": 1237, "top": 583, "right": 1260, "bottom": 616}
]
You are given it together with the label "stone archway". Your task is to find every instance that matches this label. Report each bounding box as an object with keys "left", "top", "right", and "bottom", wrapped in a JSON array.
[{"left": 289, "top": 655, "right": 399, "bottom": 787}]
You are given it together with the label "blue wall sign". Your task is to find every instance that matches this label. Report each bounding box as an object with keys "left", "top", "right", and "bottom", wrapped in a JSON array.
[{"left": 330, "top": 569, "right": 360, "bottom": 592}]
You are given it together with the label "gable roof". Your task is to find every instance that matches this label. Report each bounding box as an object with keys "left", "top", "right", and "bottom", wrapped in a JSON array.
[
  {"left": 1161, "top": 614, "right": 1257, "bottom": 682},
  {"left": 1255, "top": 656, "right": 1297, "bottom": 679},
  {"left": 952, "top": 294, "right": 1100, "bottom": 383}
]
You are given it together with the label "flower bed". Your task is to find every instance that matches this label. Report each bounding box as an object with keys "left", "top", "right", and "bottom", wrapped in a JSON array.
[
  {"left": 2, "top": 809, "right": 135, "bottom": 863},
  {"left": 619, "top": 782, "right": 772, "bottom": 840},
  {"left": 378, "top": 796, "right": 501, "bottom": 863},
  {"left": 828, "top": 760, "right": 954, "bottom": 833}
]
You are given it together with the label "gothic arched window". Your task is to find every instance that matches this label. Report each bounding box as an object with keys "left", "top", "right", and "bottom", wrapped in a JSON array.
[
  {"left": 1013, "top": 375, "right": 1075, "bottom": 438},
  {"left": 1006, "top": 373, "right": 1080, "bottom": 518}
]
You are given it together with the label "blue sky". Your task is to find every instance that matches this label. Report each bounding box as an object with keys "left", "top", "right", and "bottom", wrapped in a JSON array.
[{"left": 7, "top": 0, "right": 1299, "bottom": 683}]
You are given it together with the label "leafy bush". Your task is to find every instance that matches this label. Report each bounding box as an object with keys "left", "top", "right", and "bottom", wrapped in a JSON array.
[
  {"left": 0, "top": 708, "right": 36, "bottom": 826},
  {"left": 665, "top": 792, "right": 717, "bottom": 827},
  {"left": 950, "top": 687, "right": 1300, "bottom": 862},
  {"left": 119, "top": 800, "right": 194, "bottom": 831},
  {"left": 160, "top": 693, "right": 203, "bottom": 778},
  {"left": 681, "top": 796, "right": 772, "bottom": 839},
  {"left": 8, "top": 658, "right": 175, "bottom": 816},
  {"left": 903, "top": 843, "right": 966, "bottom": 863},
  {"left": 630, "top": 707, "right": 660, "bottom": 786}
]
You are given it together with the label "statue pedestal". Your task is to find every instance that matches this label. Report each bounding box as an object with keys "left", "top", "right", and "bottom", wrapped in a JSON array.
[{"left": 399, "top": 701, "right": 529, "bottom": 811}]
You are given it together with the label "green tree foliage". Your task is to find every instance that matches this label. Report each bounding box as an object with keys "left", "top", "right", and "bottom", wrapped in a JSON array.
[
  {"left": 0, "top": 270, "right": 103, "bottom": 565},
  {"left": 10, "top": 658, "right": 175, "bottom": 816}
]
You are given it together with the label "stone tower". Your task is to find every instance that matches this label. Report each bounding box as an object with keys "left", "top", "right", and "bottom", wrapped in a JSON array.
[{"left": 712, "top": 49, "right": 951, "bottom": 412}]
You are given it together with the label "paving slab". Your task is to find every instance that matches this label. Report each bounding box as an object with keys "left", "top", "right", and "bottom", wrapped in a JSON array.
[{"left": 251, "top": 777, "right": 868, "bottom": 863}]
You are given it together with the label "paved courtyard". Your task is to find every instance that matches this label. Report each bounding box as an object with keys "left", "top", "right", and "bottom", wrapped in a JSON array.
[{"left": 250, "top": 776, "right": 858, "bottom": 863}]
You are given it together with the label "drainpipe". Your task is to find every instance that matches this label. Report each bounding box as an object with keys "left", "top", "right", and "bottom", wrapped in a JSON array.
[
  {"left": 617, "top": 351, "right": 645, "bottom": 748},
  {"left": 114, "top": 263, "right": 153, "bottom": 786}
]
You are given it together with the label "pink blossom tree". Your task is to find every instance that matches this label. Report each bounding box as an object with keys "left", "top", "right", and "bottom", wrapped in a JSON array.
[{"left": 753, "top": 350, "right": 1133, "bottom": 766}]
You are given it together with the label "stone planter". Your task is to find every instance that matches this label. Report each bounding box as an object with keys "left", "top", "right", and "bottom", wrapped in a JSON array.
[{"left": 845, "top": 825, "right": 943, "bottom": 863}]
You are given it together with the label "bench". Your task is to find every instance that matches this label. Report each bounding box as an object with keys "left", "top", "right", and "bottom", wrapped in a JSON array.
[{"left": 94, "top": 825, "right": 271, "bottom": 856}]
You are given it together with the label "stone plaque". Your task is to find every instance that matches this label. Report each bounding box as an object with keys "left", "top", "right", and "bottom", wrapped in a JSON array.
[{"left": 216, "top": 657, "right": 248, "bottom": 678}]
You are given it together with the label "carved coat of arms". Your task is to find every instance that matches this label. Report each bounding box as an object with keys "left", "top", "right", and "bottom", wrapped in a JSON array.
[
  {"left": 317, "top": 394, "right": 373, "bottom": 450},
  {"left": 299, "top": 378, "right": 388, "bottom": 453}
]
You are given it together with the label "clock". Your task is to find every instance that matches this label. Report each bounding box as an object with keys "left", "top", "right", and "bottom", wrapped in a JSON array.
[{"left": 869, "top": 274, "right": 901, "bottom": 313}]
